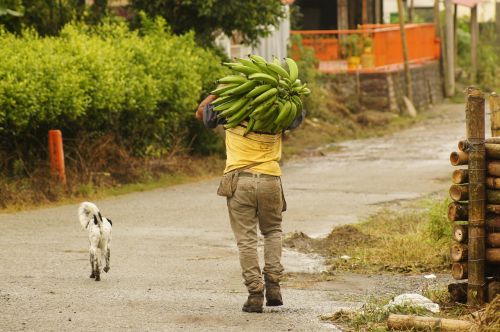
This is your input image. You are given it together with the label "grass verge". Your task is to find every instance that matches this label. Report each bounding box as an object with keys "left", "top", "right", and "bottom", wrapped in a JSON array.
[{"left": 284, "top": 198, "right": 451, "bottom": 274}]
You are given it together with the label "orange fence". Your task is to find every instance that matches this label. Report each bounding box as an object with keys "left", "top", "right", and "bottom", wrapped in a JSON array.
[{"left": 291, "top": 23, "right": 440, "bottom": 72}]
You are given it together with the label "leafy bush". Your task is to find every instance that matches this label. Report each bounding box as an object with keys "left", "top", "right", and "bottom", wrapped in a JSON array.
[{"left": 0, "top": 18, "right": 226, "bottom": 175}]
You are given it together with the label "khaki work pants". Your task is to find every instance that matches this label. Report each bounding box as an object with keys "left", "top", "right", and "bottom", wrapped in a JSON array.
[{"left": 227, "top": 173, "right": 284, "bottom": 293}]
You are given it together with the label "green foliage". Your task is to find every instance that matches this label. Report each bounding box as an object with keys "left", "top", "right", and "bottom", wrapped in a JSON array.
[
  {"left": 426, "top": 197, "right": 452, "bottom": 242},
  {"left": 456, "top": 18, "right": 499, "bottom": 90},
  {"left": 0, "top": 18, "right": 225, "bottom": 174},
  {"left": 289, "top": 34, "right": 326, "bottom": 119},
  {"left": 130, "top": 0, "right": 286, "bottom": 46}
]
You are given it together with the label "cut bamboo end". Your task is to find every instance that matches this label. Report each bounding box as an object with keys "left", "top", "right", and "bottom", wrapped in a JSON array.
[
  {"left": 487, "top": 234, "right": 500, "bottom": 248},
  {"left": 458, "top": 140, "right": 468, "bottom": 152},
  {"left": 450, "top": 151, "right": 469, "bottom": 166},
  {"left": 486, "top": 248, "right": 500, "bottom": 264},
  {"left": 448, "top": 202, "right": 468, "bottom": 221},
  {"left": 487, "top": 189, "right": 500, "bottom": 204},
  {"left": 487, "top": 216, "right": 500, "bottom": 231},
  {"left": 485, "top": 143, "right": 500, "bottom": 160},
  {"left": 451, "top": 262, "right": 468, "bottom": 280},
  {"left": 449, "top": 184, "right": 469, "bottom": 202},
  {"left": 486, "top": 176, "right": 500, "bottom": 189},
  {"left": 387, "top": 314, "right": 475, "bottom": 332},
  {"left": 487, "top": 204, "right": 500, "bottom": 214},
  {"left": 448, "top": 283, "right": 467, "bottom": 304},
  {"left": 452, "top": 169, "right": 468, "bottom": 184},
  {"left": 451, "top": 242, "right": 468, "bottom": 262},
  {"left": 452, "top": 225, "right": 468, "bottom": 243},
  {"left": 488, "top": 161, "right": 500, "bottom": 177}
]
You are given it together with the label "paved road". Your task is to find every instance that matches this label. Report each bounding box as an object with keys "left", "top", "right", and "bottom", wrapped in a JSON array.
[{"left": 0, "top": 104, "right": 466, "bottom": 331}]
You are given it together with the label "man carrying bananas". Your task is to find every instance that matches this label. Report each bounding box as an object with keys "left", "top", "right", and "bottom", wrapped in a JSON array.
[{"left": 196, "top": 93, "right": 305, "bottom": 313}]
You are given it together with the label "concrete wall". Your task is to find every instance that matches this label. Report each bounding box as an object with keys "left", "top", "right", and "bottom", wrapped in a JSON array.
[{"left": 322, "top": 61, "right": 444, "bottom": 113}]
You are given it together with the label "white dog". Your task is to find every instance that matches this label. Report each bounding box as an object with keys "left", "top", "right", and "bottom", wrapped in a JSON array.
[{"left": 78, "top": 202, "right": 112, "bottom": 281}]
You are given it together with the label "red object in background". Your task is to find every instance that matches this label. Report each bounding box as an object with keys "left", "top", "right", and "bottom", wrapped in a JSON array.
[{"left": 48, "top": 130, "right": 66, "bottom": 184}]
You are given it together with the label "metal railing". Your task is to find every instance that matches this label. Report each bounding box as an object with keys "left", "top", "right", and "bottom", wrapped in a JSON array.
[{"left": 291, "top": 23, "right": 440, "bottom": 73}]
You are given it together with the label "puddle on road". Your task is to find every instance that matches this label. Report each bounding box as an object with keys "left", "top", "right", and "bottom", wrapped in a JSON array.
[{"left": 282, "top": 248, "right": 327, "bottom": 274}]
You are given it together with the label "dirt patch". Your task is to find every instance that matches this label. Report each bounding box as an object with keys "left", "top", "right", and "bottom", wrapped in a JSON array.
[{"left": 284, "top": 225, "right": 374, "bottom": 256}]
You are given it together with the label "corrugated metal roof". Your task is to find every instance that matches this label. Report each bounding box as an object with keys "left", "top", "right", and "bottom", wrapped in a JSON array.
[{"left": 452, "top": 0, "right": 480, "bottom": 8}]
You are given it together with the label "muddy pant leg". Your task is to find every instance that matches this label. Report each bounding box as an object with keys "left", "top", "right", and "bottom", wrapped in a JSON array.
[
  {"left": 257, "top": 177, "right": 284, "bottom": 282},
  {"left": 227, "top": 177, "right": 263, "bottom": 293}
]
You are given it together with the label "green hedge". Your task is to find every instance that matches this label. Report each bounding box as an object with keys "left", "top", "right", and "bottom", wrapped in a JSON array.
[{"left": 0, "top": 18, "right": 225, "bottom": 169}]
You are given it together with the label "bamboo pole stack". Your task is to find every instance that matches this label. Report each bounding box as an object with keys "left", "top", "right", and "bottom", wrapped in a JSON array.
[{"left": 448, "top": 88, "right": 500, "bottom": 305}]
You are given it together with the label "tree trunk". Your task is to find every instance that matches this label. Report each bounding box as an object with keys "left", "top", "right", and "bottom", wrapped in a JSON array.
[
  {"left": 434, "top": 0, "right": 446, "bottom": 96},
  {"left": 486, "top": 177, "right": 500, "bottom": 189},
  {"left": 337, "top": 0, "right": 348, "bottom": 30},
  {"left": 397, "top": 0, "right": 413, "bottom": 103},
  {"left": 408, "top": 0, "right": 415, "bottom": 23},
  {"left": 448, "top": 202, "right": 468, "bottom": 221},
  {"left": 450, "top": 151, "right": 469, "bottom": 166},
  {"left": 444, "top": 0, "right": 455, "bottom": 97},
  {"left": 487, "top": 190, "right": 500, "bottom": 204},
  {"left": 490, "top": 93, "right": 500, "bottom": 137},
  {"left": 465, "top": 87, "right": 486, "bottom": 305},
  {"left": 487, "top": 233, "right": 500, "bottom": 248},
  {"left": 488, "top": 161, "right": 500, "bottom": 177},
  {"left": 449, "top": 184, "right": 468, "bottom": 201},
  {"left": 470, "top": 5, "right": 478, "bottom": 84},
  {"left": 452, "top": 262, "right": 468, "bottom": 279},
  {"left": 486, "top": 248, "right": 500, "bottom": 264},
  {"left": 453, "top": 225, "right": 468, "bottom": 242},
  {"left": 387, "top": 314, "right": 475, "bottom": 331},
  {"left": 451, "top": 242, "right": 468, "bottom": 262},
  {"left": 452, "top": 169, "right": 468, "bottom": 184}
]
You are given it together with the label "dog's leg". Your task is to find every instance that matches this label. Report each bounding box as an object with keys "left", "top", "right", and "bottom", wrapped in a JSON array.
[
  {"left": 104, "top": 247, "right": 110, "bottom": 273},
  {"left": 89, "top": 252, "right": 95, "bottom": 279},
  {"left": 90, "top": 245, "right": 100, "bottom": 281}
]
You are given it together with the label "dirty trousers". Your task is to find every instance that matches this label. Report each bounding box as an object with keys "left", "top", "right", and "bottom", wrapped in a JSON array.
[{"left": 227, "top": 174, "right": 284, "bottom": 293}]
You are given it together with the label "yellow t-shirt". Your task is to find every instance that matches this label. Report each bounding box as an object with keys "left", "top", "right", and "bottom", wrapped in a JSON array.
[{"left": 224, "top": 125, "right": 282, "bottom": 176}]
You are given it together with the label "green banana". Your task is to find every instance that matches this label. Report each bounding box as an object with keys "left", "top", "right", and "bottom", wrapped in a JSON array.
[
  {"left": 213, "top": 54, "right": 309, "bottom": 135},
  {"left": 229, "top": 64, "right": 260, "bottom": 76},
  {"left": 210, "top": 84, "right": 239, "bottom": 96},
  {"left": 274, "top": 100, "right": 292, "bottom": 125},
  {"left": 221, "top": 80, "right": 258, "bottom": 96},
  {"left": 248, "top": 73, "right": 278, "bottom": 86},
  {"left": 211, "top": 94, "right": 238, "bottom": 107},
  {"left": 246, "top": 84, "right": 272, "bottom": 98},
  {"left": 285, "top": 58, "right": 299, "bottom": 82},
  {"left": 217, "top": 75, "right": 248, "bottom": 84},
  {"left": 226, "top": 102, "right": 254, "bottom": 127},
  {"left": 235, "top": 57, "right": 260, "bottom": 70},
  {"left": 248, "top": 54, "right": 267, "bottom": 64},
  {"left": 217, "top": 98, "right": 250, "bottom": 118},
  {"left": 214, "top": 98, "right": 242, "bottom": 112},
  {"left": 250, "top": 96, "right": 277, "bottom": 118},
  {"left": 266, "top": 63, "right": 290, "bottom": 79},
  {"left": 244, "top": 118, "right": 256, "bottom": 136},
  {"left": 251, "top": 87, "right": 277, "bottom": 106}
]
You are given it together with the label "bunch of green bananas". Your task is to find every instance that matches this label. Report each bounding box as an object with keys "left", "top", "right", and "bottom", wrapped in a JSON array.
[{"left": 210, "top": 54, "right": 310, "bottom": 135}]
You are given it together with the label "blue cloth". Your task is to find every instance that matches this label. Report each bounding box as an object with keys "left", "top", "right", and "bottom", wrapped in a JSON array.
[{"left": 203, "top": 103, "right": 306, "bottom": 132}]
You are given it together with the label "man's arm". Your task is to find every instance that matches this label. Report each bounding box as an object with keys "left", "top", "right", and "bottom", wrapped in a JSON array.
[{"left": 196, "top": 94, "right": 217, "bottom": 121}]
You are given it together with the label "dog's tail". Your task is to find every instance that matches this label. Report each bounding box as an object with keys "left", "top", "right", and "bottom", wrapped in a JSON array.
[{"left": 78, "top": 202, "right": 103, "bottom": 229}]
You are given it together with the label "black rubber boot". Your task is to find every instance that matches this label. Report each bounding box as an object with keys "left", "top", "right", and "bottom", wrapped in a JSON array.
[
  {"left": 242, "top": 292, "right": 264, "bottom": 313},
  {"left": 265, "top": 282, "right": 283, "bottom": 306}
]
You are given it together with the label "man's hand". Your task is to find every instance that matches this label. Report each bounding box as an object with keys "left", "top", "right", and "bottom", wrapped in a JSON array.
[{"left": 196, "top": 94, "right": 217, "bottom": 121}]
